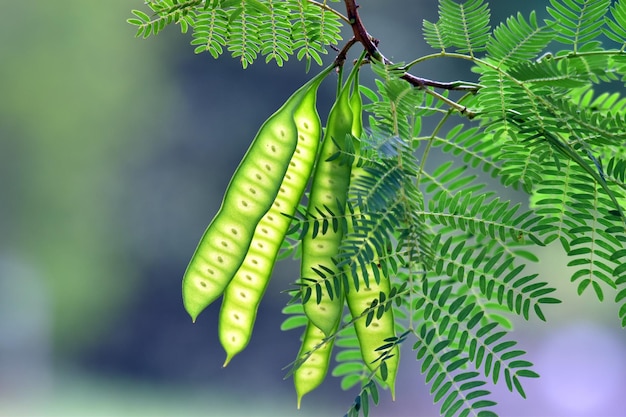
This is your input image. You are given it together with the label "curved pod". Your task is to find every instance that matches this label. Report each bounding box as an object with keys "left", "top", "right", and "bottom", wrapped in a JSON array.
[
  {"left": 345, "top": 79, "right": 399, "bottom": 398},
  {"left": 293, "top": 321, "right": 336, "bottom": 408},
  {"left": 345, "top": 263, "right": 399, "bottom": 399},
  {"left": 183, "top": 66, "right": 332, "bottom": 322},
  {"left": 219, "top": 65, "right": 333, "bottom": 365},
  {"left": 300, "top": 68, "right": 357, "bottom": 337}
]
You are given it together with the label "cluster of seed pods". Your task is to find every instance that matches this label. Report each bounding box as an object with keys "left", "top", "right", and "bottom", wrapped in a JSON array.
[{"left": 182, "top": 60, "right": 398, "bottom": 407}]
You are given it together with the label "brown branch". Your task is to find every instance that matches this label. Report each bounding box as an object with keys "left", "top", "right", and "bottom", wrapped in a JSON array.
[
  {"left": 344, "top": 0, "right": 382, "bottom": 61},
  {"left": 343, "top": 0, "right": 480, "bottom": 93},
  {"left": 334, "top": 37, "right": 359, "bottom": 68}
]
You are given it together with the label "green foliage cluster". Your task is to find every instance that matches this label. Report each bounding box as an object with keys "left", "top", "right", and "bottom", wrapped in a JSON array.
[
  {"left": 128, "top": 0, "right": 343, "bottom": 68},
  {"left": 129, "top": 0, "right": 626, "bottom": 416}
]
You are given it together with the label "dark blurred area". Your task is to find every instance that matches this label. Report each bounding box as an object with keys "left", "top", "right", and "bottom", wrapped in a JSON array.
[{"left": 2, "top": 1, "right": 625, "bottom": 416}]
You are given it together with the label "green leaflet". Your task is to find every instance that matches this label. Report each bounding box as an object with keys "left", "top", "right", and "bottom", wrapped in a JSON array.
[{"left": 128, "top": 0, "right": 343, "bottom": 68}]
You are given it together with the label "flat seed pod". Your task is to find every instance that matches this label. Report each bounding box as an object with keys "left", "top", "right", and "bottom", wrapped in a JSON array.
[
  {"left": 219, "top": 64, "right": 334, "bottom": 365},
  {"left": 183, "top": 65, "right": 334, "bottom": 322}
]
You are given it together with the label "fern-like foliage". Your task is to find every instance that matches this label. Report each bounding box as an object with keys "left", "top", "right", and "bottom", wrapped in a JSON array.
[
  {"left": 131, "top": 0, "right": 626, "bottom": 416},
  {"left": 281, "top": 61, "right": 561, "bottom": 415},
  {"left": 486, "top": 11, "right": 554, "bottom": 68},
  {"left": 425, "top": 0, "right": 491, "bottom": 57},
  {"left": 333, "top": 0, "right": 625, "bottom": 413},
  {"left": 420, "top": 0, "right": 626, "bottom": 309},
  {"left": 129, "top": 0, "right": 343, "bottom": 68},
  {"left": 286, "top": 0, "right": 626, "bottom": 407},
  {"left": 604, "top": 0, "right": 626, "bottom": 49},
  {"left": 546, "top": 0, "right": 612, "bottom": 51}
]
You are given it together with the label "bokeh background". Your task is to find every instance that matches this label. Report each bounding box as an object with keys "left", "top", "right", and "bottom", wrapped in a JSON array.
[{"left": 2, "top": 1, "right": 625, "bottom": 416}]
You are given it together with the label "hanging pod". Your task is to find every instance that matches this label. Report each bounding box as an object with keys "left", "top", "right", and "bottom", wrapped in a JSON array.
[
  {"left": 344, "top": 70, "right": 400, "bottom": 399},
  {"left": 218, "top": 64, "right": 334, "bottom": 365},
  {"left": 183, "top": 64, "right": 335, "bottom": 322},
  {"left": 293, "top": 319, "right": 338, "bottom": 408},
  {"left": 300, "top": 58, "right": 363, "bottom": 337}
]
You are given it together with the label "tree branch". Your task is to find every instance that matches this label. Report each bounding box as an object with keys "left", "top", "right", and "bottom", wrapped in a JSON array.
[{"left": 343, "top": 0, "right": 480, "bottom": 93}]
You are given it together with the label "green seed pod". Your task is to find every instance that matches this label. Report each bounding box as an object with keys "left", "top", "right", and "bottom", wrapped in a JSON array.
[
  {"left": 219, "top": 65, "right": 334, "bottom": 365},
  {"left": 183, "top": 66, "right": 333, "bottom": 322},
  {"left": 349, "top": 72, "right": 364, "bottom": 140},
  {"left": 345, "top": 264, "right": 399, "bottom": 399},
  {"left": 293, "top": 320, "right": 336, "bottom": 408},
  {"left": 345, "top": 77, "right": 400, "bottom": 399},
  {"left": 300, "top": 64, "right": 360, "bottom": 337}
]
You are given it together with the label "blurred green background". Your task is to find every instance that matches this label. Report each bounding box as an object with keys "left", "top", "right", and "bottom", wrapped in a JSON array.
[{"left": 1, "top": 1, "right": 625, "bottom": 416}]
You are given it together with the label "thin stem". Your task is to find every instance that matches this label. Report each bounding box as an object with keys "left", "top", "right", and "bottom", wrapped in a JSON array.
[
  {"left": 307, "top": 0, "right": 350, "bottom": 24},
  {"left": 334, "top": 36, "right": 358, "bottom": 67},
  {"left": 423, "top": 89, "right": 476, "bottom": 118},
  {"left": 403, "top": 73, "right": 483, "bottom": 92},
  {"left": 415, "top": 92, "right": 474, "bottom": 187},
  {"left": 417, "top": 113, "right": 451, "bottom": 188},
  {"left": 551, "top": 49, "right": 626, "bottom": 61},
  {"left": 405, "top": 52, "right": 479, "bottom": 68}
]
